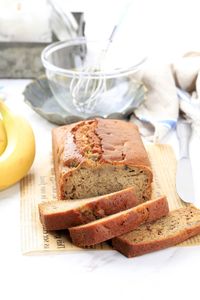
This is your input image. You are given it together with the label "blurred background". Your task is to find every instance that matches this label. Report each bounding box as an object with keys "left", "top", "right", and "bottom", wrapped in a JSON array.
[{"left": 1, "top": 0, "right": 200, "bottom": 78}]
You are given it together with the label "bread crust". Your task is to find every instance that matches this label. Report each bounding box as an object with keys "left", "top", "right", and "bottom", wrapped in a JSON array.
[
  {"left": 52, "top": 119, "right": 153, "bottom": 200},
  {"left": 69, "top": 196, "right": 169, "bottom": 247},
  {"left": 112, "top": 206, "right": 200, "bottom": 257},
  {"left": 38, "top": 187, "right": 139, "bottom": 230}
]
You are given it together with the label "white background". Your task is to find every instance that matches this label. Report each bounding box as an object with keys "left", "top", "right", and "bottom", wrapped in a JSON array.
[
  {"left": 1, "top": 1, "right": 200, "bottom": 299},
  {"left": 70, "top": 0, "right": 200, "bottom": 61}
]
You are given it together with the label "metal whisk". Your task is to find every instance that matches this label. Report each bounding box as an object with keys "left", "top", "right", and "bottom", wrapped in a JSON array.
[
  {"left": 70, "top": 48, "right": 108, "bottom": 112},
  {"left": 69, "top": 2, "right": 132, "bottom": 112}
]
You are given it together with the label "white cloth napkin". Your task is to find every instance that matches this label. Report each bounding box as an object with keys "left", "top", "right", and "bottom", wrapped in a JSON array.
[{"left": 131, "top": 53, "right": 200, "bottom": 142}]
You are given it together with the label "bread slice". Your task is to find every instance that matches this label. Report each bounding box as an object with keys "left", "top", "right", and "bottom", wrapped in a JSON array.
[
  {"left": 112, "top": 206, "right": 200, "bottom": 258},
  {"left": 52, "top": 119, "right": 153, "bottom": 202},
  {"left": 38, "top": 187, "right": 139, "bottom": 230},
  {"left": 69, "top": 196, "right": 169, "bottom": 247}
]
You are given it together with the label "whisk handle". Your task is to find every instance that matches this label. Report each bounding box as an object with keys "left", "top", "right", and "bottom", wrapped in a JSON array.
[{"left": 108, "top": 1, "right": 133, "bottom": 43}]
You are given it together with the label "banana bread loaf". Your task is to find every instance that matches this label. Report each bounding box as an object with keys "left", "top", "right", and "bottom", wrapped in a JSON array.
[
  {"left": 112, "top": 206, "right": 200, "bottom": 258},
  {"left": 52, "top": 118, "right": 153, "bottom": 201},
  {"left": 38, "top": 187, "right": 139, "bottom": 230},
  {"left": 69, "top": 196, "right": 169, "bottom": 247}
]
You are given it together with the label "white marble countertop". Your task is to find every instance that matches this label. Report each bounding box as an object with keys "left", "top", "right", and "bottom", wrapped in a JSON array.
[{"left": 0, "top": 79, "right": 200, "bottom": 300}]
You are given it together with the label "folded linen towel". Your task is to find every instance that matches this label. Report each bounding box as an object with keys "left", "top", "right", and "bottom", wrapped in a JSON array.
[{"left": 132, "top": 53, "right": 200, "bottom": 142}]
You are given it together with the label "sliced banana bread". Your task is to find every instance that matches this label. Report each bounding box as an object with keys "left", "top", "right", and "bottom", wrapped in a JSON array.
[
  {"left": 52, "top": 118, "right": 153, "bottom": 201},
  {"left": 39, "top": 187, "right": 139, "bottom": 230},
  {"left": 69, "top": 196, "right": 169, "bottom": 247},
  {"left": 112, "top": 206, "right": 200, "bottom": 258}
]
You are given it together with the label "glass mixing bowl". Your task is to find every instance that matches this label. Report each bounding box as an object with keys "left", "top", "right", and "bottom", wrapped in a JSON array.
[{"left": 41, "top": 37, "right": 147, "bottom": 118}]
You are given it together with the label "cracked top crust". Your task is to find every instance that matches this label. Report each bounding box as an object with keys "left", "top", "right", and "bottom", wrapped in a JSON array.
[
  {"left": 52, "top": 118, "right": 151, "bottom": 169},
  {"left": 52, "top": 118, "right": 152, "bottom": 199}
]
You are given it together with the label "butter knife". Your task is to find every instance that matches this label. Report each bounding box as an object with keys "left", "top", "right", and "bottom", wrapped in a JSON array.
[{"left": 176, "top": 120, "right": 195, "bottom": 204}]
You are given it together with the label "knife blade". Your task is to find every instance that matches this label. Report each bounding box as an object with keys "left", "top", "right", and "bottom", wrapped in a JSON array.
[{"left": 176, "top": 120, "right": 196, "bottom": 204}]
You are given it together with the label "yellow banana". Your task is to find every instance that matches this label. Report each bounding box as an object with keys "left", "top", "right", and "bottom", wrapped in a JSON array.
[
  {"left": 0, "top": 117, "right": 7, "bottom": 155},
  {"left": 0, "top": 100, "right": 35, "bottom": 191}
]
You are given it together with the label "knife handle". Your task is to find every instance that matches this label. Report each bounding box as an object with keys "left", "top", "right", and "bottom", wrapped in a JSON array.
[{"left": 176, "top": 120, "right": 192, "bottom": 159}]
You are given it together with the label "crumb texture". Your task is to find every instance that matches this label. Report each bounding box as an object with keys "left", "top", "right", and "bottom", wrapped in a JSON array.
[
  {"left": 112, "top": 206, "right": 200, "bottom": 257},
  {"left": 120, "top": 206, "right": 200, "bottom": 243},
  {"left": 69, "top": 196, "right": 169, "bottom": 247},
  {"left": 52, "top": 119, "right": 153, "bottom": 201},
  {"left": 63, "top": 164, "right": 151, "bottom": 200},
  {"left": 38, "top": 188, "right": 139, "bottom": 230}
]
